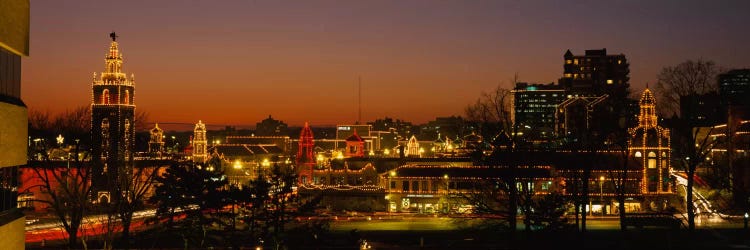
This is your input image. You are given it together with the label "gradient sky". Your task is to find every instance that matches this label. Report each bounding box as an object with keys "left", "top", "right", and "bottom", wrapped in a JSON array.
[{"left": 21, "top": 0, "right": 750, "bottom": 128}]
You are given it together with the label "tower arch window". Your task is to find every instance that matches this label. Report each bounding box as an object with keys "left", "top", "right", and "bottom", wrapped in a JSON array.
[
  {"left": 123, "top": 90, "right": 129, "bottom": 105},
  {"left": 634, "top": 151, "right": 642, "bottom": 158},
  {"left": 102, "top": 89, "right": 110, "bottom": 104},
  {"left": 647, "top": 151, "right": 657, "bottom": 169}
]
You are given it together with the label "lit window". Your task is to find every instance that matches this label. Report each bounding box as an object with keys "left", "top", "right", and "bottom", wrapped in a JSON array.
[
  {"left": 635, "top": 151, "right": 642, "bottom": 157},
  {"left": 574, "top": 59, "right": 579, "bottom": 64},
  {"left": 607, "top": 79, "right": 613, "bottom": 84},
  {"left": 102, "top": 89, "right": 110, "bottom": 104},
  {"left": 566, "top": 60, "right": 572, "bottom": 64}
]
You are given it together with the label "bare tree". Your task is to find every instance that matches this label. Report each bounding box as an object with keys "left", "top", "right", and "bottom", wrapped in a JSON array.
[
  {"left": 465, "top": 74, "right": 517, "bottom": 138},
  {"left": 28, "top": 143, "right": 93, "bottom": 248},
  {"left": 115, "top": 165, "right": 162, "bottom": 249},
  {"left": 134, "top": 109, "right": 150, "bottom": 132},
  {"left": 654, "top": 59, "right": 721, "bottom": 232},
  {"left": 654, "top": 60, "right": 720, "bottom": 116}
]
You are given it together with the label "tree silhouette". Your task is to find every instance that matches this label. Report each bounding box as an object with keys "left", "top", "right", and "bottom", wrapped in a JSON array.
[{"left": 655, "top": 59, "right": 720, "bottom": 232}]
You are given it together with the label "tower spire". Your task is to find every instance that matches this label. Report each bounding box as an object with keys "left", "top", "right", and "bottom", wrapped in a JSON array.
[
  {"left": 109, "top": 31, "right": 118, "bottom": 41},
  {"left": 358, "top": 76, "right": 362, "bottom": 125},
  {"left": 297, "top": 122, "right": 315, "bottom": 185}
]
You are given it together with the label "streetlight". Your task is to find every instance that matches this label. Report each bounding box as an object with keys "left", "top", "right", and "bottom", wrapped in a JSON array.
[
  {"left": 388, "top": 171, "right": 396, "bottom": 213},
  {"left": 744, "top": 212, "right": 748, "bottom": 230},
  {"left": 444, "top": 174, "right": 450, "bottom": 214},
  {"left": 600, "top": 176, "right": 605, "bottom": 216}
]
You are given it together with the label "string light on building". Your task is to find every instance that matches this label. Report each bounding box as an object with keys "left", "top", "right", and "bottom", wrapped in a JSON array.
[
  {"left": 628, "top": 88, "right": 672, "bottom": 194},
  {"left": 90, "top": 32, "right": 136, "bottom": 200},
  {"left": 193, "top": 120, "right": 208, "bottom": 163}
]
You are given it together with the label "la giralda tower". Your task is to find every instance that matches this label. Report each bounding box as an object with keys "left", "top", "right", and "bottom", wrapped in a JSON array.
[{"left": 90, "top": 32, "right": 136, "bottom": 203}]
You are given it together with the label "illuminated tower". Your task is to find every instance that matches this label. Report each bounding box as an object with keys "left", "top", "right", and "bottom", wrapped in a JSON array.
[
  {"left": 345, "top": 130, "right": 365, "bottom": 157},
  {"left": 296, "top": 122, "right": 315, "bottom": 185},
  {"left": 406, "top": 135, "right": 420, "bottom": 157},
  {"left": 628, "top": 88, "right": 671, "bottom": 194},
  {"left": 193, "top": 120, "right": 207, "bottom": 164},
  {"left": 148, "top": 123, "right": 164, "bottom": 155},
  {"left": 91, "top": 32, "right": 136, "bottom": 202}
]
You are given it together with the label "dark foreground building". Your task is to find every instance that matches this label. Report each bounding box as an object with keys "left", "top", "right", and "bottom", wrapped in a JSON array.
[{"left": 0, "top": 1, "right": 29, "bottom": 248}]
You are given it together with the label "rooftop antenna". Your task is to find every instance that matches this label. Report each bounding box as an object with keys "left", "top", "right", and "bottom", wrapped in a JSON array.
[{"left": 358, "top": 76, "right": 362, "bottom": 125}]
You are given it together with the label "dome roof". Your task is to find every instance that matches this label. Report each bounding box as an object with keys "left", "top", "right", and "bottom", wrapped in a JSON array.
[{"left": 639, "top": 88, "right": 656, "bottom": 106}]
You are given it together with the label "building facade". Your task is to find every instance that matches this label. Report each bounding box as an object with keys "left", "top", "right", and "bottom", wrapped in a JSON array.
[
  {"left": 0, "top": 1, "right": 29, "bottom": 248},
  {"left": 91, "top": 33, "right": 136, "bottom": 202},
  {"left": 192, "top": 120, "right": 208, "bottom": 163},
  {"left": 512, "top": 82, "right": 566, "bottom": 140},
  {"left": 345, "top": 131, "right": 365, "bottom": 157},
  {"left": 629, "top": 88, "right": 672, "bottom": 194},
  {"left": 297, "top": 122, "right": 315, "bottom": 184},
  {"left": 148, "top": 123, "right": 164, "bottom": 155},
  {"left": 719, "top": 69, "right": 750, "bottom": 120},
  {"left": 680, "top": 92, "right": 724, "bottom": 127}
]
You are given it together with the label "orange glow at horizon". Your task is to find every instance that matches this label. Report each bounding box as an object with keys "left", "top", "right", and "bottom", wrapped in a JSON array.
[{"left": 21, "top": 1, "right": 750, "bottom": 127}]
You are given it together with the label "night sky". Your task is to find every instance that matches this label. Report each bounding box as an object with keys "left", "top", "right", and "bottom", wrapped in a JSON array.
[{"left": 22, "top": 0, "right": 750, "bottom": 127}]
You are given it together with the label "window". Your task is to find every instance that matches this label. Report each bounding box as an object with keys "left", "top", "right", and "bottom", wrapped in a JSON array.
[
  {"left": 635, "top": 151, "right": 642, "bottom": 157},
  {"left": 648, "top": 152, "right": 657, "bottom": 168},
  {"left": 0, "top": 166, "right": 19, "bottom": 212},
  {"left": 607, "top": 79, "right": 613, "bottom": 84},
  {"left": 123, "top": 90, "right": 129, "bottom": 104},
  {"left": 412, "top": 181, "right": 419, "bottom": 192},
  {"left": 390, "top": 181, "right": 396, "bottom": 189},
  {"left": 402, "top": 181, "right": 410, "bottom": 191},
  {"left": 541, "top": 181, "right": 552, "bottom": 190},
  {"left": 102, "top": 89, "right": 110, "bottom": 104}
]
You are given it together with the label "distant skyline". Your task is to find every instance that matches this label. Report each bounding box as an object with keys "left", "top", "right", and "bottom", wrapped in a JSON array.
[{"left": 22, "top": 0, "right": 750, "bottom": 126}]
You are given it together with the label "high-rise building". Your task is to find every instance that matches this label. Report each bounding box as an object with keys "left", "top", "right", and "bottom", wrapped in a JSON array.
[
  {"left": 679, "top": 92, "right": 724, "bottom": 127},
  {"left": 91, "top": 33, "right": 136, "bottom": 202},
  {"left": 511, "top": 82, "right": 566, "bottom": 140},
  {"left": 559, "top": 48, "right": 629, "bottom": 97},
  {"left": 719, "top": 69, "right": 750, "bottom": 119},
  {"left": 0, "top": 1, "right": 29, "bottom": 248},
  {"left": 193, "top": 120, "right": 208, "bottom": 164},
  {"left": 555, "top": 49, "right": 636, "bottom": 145}
]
